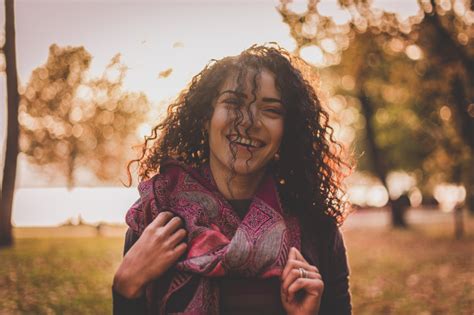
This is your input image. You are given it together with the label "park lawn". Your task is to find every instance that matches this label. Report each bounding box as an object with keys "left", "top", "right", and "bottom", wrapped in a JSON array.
[
  {"left": 344, "top": 219, "right": 474, "bottom": 315},
  {"left": 0, "top": 237, "right": 123, "bottom": 314},
  {"left": 0, "top": 218, "right": 473, "bottom": 314}
]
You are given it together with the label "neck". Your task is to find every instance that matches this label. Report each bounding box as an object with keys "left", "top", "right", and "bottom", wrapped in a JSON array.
[{"left": 209, "top": 159, "right": 265, "bottom": 200}]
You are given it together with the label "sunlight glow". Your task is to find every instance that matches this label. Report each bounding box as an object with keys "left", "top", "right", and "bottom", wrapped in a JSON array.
[
  {"left": 347, "top": 184, "right": 389, "bottom": 207},
  {"left": 137, "top": 123, "right": 152, "bottom": 139},
  {"left": 75, "top": 84, "right": 93, "bottom": 102},
  {"left": 321, "top": 38, "right": 338, "bottom": 54},
  {"left": 405, "top": 44, "right": 423, "bottom": 60},
  {"left": 372, "top": 0, "right": 421, "bottom": 21},
  {"left": 433, "top": 184, "right": 466, "bottom": 212},
  {"left": 317, "top": 0, "right": 352, "bottom": 25},
  {"left": 300, "top": 45, "right": 325, "bottom": 66},
  {"left": 285, "top": 0, "right": 309, "bottom": 14},
  {"left": 386, "top": 171, "right": 417, "bottom": 199}
]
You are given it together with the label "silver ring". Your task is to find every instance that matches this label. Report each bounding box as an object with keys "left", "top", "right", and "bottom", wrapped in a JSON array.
[{"left": 299, "top": 267, "right": 308, "bottom": 279}]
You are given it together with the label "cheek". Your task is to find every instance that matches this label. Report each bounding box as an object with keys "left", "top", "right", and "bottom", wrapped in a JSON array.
[
  {"left": 209, "top": 109, "right": 227, "bottom": 134},
  {"left": 208, "top": 107, "right": 232, "bottom": 147},
  {"left": 271, "top": 121, "right": 285, "bottom": 148}
]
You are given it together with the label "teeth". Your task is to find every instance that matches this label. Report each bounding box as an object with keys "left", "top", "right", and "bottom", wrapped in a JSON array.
[{"left": 230, "top": 135, "right": 261, "bottom": 148}]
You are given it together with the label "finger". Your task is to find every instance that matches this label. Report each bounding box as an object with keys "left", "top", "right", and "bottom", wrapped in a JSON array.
[
  {"left": 281, "top": 267, "right": 302, "bottom": 296},
  {"left": 289, "top": 247, "right": 297, "bottom": 260},
  {"left": 282, "top": 266, "right": 321, "bottom": 296},
  {"left": 282, "top": 259, "right": 319, "bottom": 281},
  {"left": 163, "top": 216, "right": 183, "bottom": 235},
  {"left": 282, "top": 268, "right": 322, "bottom": 290},
  {"left": 280, "top": 248, "right": 298, "bottom": 281},
  {"left": 281, "top": 259, "right": 293, "bottom": 282},
  {"left": 281, "top": 259, "right": 300, "bottom": 282},
  {"left": 287, "top": 278, "right": 324, "bottom": 302},
  {"left": 166, "top": 228, "right": 187, "bottom": 248},
  {"left": 289, "top": 254, "right": 320, "bottom": 275},
  {"left": 171, "top": 242, "right": 187, "bottom": 259},
  {"left": 150, "top": 211, "right": 174, "bottom": 228}
]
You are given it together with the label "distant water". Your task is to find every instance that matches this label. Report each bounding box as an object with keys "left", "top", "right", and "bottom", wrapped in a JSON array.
[{"left": 12, "top": 187, "right": 140, "bottom": 227}]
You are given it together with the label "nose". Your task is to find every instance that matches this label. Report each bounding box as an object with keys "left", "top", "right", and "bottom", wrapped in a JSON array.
[{"left": 239, "top": 104, "right": 261, "bottom": 129}]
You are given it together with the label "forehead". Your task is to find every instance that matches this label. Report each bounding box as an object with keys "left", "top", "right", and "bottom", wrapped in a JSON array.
[{"left": 218, "top": 68, "right": 280, "bottom": 97}]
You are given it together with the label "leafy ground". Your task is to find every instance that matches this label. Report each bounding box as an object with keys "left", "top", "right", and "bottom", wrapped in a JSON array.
[
  {"left": 343, "top": 218, "right": 474, "bottom": 315},
  {"left": 0, "top": 215, "right": 473, "bottom": 314}
]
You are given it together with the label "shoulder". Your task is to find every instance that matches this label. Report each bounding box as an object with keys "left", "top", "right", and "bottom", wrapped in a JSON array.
[
  {"left": 304, "top": 214, "right": 340, "bottom": 247},
  {"left": 301, "top": 214, "right": 347, "bottom": 269},
  {"left": 125, "top": 169, "right": 177, "bottom": 234},
  {"left": 126, "top": 161, "right": 195, "bottom": 233},
  {"left": 319, "top": 217, "right": 347, "bottom": 259}
]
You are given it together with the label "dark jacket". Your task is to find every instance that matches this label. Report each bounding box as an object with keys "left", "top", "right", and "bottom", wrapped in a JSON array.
[{"left": 112, "top": 217, "right": 352, "bottom": 315}]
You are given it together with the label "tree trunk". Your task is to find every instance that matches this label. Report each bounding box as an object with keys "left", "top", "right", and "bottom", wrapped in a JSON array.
[
  {"left": 359, "top": 92, "right": 387, "bottom": 187},
  {"left": 451, "top": 75, "right": 474, "bottom": 216},
  {"left": 358, "top": 89, "right": 407, "bottom": 228},
  {"left": 454, "top": 205, "right": 464, "bottom": 240},
  {"left": 66, "top": 143, "right": 76, "bottom": 190},
  {"left": 348, "top": 33, "right": 408, "bottom": 228},
  {"left": 0, "top": 0, "right": 19, "bottom": 248}
]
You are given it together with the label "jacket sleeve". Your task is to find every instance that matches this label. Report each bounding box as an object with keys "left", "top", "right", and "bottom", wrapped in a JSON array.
[
  {"left": 112, "top": 228, "right": 147, "bottom": 315},
  {"left": 318, "top": 227, "right": 352, "bottom": 315}
]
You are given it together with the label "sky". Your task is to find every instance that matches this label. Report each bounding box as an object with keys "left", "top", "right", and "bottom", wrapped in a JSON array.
[
  {"left": 7, "top": 0, "right": 297, "bottom": 102},
  {"left": 0, "top": 0, "right": 300, "bottom": 225},
  {"left": 0, "top": 0, "right": 299, "bottom": 188},
  {"left": 0, "top": 0, "right": 422, "bottom": 186},
  {"left": 0, "top": 0, "right": 422, "bottom": 225}
]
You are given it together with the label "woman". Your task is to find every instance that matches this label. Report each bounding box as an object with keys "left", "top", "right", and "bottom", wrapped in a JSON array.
[{"left": 113, "top": 44, "right": 352, "bottom": 315}]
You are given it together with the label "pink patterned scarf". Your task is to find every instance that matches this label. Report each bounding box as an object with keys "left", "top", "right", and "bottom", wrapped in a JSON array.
[{"left": 126, "top": 160, "right": 301, "bottom": 314}]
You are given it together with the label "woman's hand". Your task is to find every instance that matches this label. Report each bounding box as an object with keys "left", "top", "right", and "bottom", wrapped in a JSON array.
[
  {"left": 113, "top": 211, "right": 187, "bottom": 298},
  {"left": 280, "top": 247, "right": 324, "bottom": 315}
]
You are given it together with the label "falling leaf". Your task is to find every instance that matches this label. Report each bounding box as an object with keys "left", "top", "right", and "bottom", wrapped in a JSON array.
[{"left": 158, "top": 68, "right": 173, "bottom": 79}]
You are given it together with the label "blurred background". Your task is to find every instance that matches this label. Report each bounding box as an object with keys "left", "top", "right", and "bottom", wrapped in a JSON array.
[{"left": 0, "top": 0, "right": 473, "bottom": 314}]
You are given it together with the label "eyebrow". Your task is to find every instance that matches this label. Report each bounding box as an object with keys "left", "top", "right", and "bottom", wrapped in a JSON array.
[
  {"left": 262, "top": 97, "right": 282, "bottom": 104},
  {"left": 219, "top": 90, "right": 246, "bottom": 98},
  {"left": 219, "top": 90, "right": 282, "bottom": 104}
]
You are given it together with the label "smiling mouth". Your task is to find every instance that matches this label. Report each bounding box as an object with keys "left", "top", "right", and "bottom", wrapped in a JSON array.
[{"left": 226, "top": 134, "right": 265, "bottom": 148}]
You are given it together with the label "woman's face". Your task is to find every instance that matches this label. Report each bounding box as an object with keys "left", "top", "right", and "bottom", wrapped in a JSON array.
[{"left": 207, "top": 68, "right": 285, "bottom": 177}]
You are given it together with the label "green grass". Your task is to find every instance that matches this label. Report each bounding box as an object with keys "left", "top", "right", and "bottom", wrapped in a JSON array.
[
  {"left": 0, "top": 237, "right": 123, "bottom": 314},
  {"left": 1, "top": 219, "right": 473, "bottom": 314}
]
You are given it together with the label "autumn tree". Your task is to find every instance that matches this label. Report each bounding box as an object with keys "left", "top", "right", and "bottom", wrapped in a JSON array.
[
  {"left": 19, "top": 44, "right": 150, "bottom": 188},
  {"left": 278, "top": 0, "right": 474, "bottom": 228}
]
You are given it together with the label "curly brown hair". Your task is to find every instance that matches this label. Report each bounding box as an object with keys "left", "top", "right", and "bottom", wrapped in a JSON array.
[{"left": 128, "top": 44, "right": 352, "bottom": 227}]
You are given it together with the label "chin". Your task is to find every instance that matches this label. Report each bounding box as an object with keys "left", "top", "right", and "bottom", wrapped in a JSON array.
[{"left": 229, "top": 158, "right": 266, "bottom": 176}]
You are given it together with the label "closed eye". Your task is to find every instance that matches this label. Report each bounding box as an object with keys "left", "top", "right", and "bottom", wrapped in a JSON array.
[
  {"left": 224, "top": 98, "right": 243, "bottom": 106},
  {"left": 264, "top": 108, "right": 285, "bottom": 116}
]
